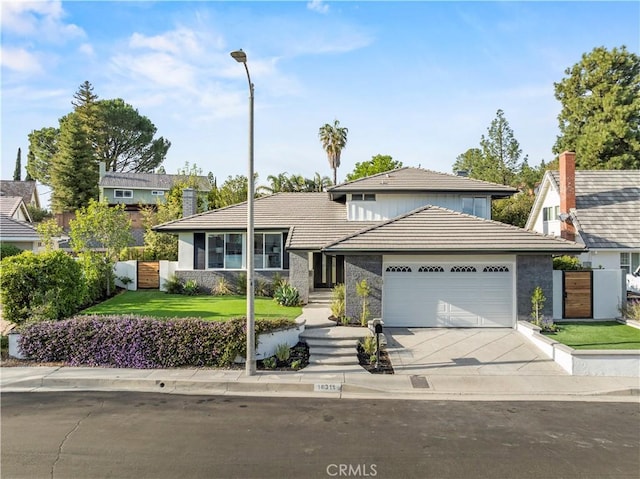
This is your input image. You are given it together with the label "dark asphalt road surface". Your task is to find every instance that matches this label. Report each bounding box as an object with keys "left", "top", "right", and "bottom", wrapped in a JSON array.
[{"left": 1, "top": 392, "right": 638, "bottom": 479}]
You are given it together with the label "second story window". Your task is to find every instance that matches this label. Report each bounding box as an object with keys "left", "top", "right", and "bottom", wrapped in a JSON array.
[
  {"left": 114, "top": 189, "right": 133, "bottom": 199},
  {"left": 151, "top": 190, "right": 165, "bottom": 196},
  {"left": 543, "top": 206, "right": 559, "bottom": 221},
  {"left": 351, "top": 193, "right": 376, "bottom": 201},
  {"left": 462, "top": 197, "right": 487, "bottom": 217}
]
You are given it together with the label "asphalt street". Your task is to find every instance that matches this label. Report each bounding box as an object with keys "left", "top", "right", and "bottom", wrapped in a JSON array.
[{"left": 1, "top": 392, "right": 639, "bottom": 479}]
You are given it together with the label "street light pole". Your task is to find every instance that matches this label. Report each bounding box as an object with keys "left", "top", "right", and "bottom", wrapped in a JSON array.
[{"left": 231, "top": 49, "right": 256, "bottom": 376}]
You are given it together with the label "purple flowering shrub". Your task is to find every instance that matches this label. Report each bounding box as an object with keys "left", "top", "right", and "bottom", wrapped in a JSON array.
[{"left": 19, "top": 315, "right": 294, "bottom": 368}]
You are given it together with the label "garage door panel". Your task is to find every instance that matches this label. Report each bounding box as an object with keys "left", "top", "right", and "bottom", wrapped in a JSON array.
[{"left": 383, "top": 263, "right": 514, "bottom": 328}]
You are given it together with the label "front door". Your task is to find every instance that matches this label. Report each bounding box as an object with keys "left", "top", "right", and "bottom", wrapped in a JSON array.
[
  {"left": 563, "top": 271, "right": 593, "bottom": 318},
  {"left": 313, "top": 253, "right": 344, "bottom": 288}
]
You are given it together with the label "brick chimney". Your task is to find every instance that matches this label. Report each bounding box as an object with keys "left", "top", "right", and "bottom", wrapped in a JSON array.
[
  {"left": 559, "top": 151, "right": 576, "bottom": 241},
  {"left": 182, "top": 188, "right": 197, "bottom": 217}
]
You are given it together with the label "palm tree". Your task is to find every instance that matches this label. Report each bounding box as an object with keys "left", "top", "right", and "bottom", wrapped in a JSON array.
[{"left": 318, "top": 119, "right": 348, "bottom": 185}]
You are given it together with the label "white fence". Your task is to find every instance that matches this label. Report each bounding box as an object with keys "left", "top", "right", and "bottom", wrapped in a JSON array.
[
  {"left": 552, "top": 269, "right": 625, "bottom": 320},
  {"left": 114, "top": 260, "right": 178, "bottom": 291}
]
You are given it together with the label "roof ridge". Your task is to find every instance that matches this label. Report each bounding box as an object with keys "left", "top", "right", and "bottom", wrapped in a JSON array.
[{"left": 328, "top": 167, "right": 409, "bottom": 190}]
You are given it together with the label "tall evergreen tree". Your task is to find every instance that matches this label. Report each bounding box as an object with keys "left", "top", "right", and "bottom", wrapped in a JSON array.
[
  {"left": 479, "top": 109, "right": 524, "bottom": 186},
  {"left": 13, "top": 148, "right": 21, "bottom": 181},
  {"left": 50, "top": 115, "right": 98, "bottom": 213},
  {"left": 24, "top": 151, "right": 33, "bottom": 181},
  {"left": 554, "top": 46, "right": 640, "bottom": 169}
]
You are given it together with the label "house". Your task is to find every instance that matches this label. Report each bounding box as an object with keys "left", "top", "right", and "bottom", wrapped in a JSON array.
[
  {"left": 0, "top": 196, "right": 40, "bottom": 252},
  {"left": 98, "top": 163, "right": 212, "bottom": 245},
  {"left": 0, "top": 180, "right": 41, "bottom": 210},
  {"left": 525, "top": 151, "right": 640, "bottom": 275},
  {"left": 155, "top": 167, "right": 584, "bottom": 327}
]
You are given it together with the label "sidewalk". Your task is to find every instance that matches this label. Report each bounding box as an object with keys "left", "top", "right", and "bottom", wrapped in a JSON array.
[{"left": 2, "top": 296, "right": 639, "bottom": 402}]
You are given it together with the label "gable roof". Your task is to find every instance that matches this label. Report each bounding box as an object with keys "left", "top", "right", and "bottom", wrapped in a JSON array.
[
  {"left": 327, "top": 167, "right": 518, "bottom": 197},
  {"left": 100, "top": 172, "right": 212, "bottom": 191},
  {"left": 0, "top": 180, "right": 39, "bottom": 207},
  {"left": 528, "top": 170, "right": 640, "bottom": 249},
  {"left": 154, "top": 193, "right": 378, "bottom": 250},
  {"left": 323, "top": 205, "right": 585, "bottom": 254},
  {"left": 0, "top": 196, "right": 26, "bottom": 218},
  {"left": 0, "top": 215, "right": 39, "bottom": 241}
]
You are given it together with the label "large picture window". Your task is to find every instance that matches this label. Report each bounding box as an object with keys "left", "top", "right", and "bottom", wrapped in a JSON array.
[
  {"left": 462, "top": 197, "right": 487, "bottom": 217},
  {"left": 206, "top": 232, "right": 283, "bottom": 270}
]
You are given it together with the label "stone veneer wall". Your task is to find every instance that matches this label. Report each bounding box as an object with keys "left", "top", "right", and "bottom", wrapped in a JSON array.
[
  {"left": 344, "top": 255, "right": 383, "bottom": 322},
  {"left": 516, "top": 254, "right": 553, "bottom": 321},
  {"left": 288, "top": 251, "right": 310, "bottom": 304},
  {"left": 175, "top": 270, "right": 289, "bottom": 294}
]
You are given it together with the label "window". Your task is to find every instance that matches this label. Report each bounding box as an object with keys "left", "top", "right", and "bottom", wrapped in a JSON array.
[
  {"left": 151, "top": 190, "right": 165, "bottom": 196},
  {"left": 450, "top": 265, "right": 477, "bottom": 273},
  {"left": 351, "top": 193, "right": 376, "bottom": 201},
  {"left": 543, "top": 206, "right": 559, "bottom": 221},
  {"left": 206, "top": 232, "right": 283, "bottom": 270},
  {"left": 461, "top": 197, "right": 487, "bottom": 217},
  {"left": 385, "top": 266, "right": 412, "bottom": 272},
  {"left": 114, "top": 189, "right": 133, "bottom": 199},
  {"left": 621, "top": 252, "right": 640, "bottom": 275}
]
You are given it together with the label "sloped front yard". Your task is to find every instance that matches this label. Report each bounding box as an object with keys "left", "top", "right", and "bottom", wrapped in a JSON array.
[{"left": 82, "top": 291, "right": 303, "bottom": 321}]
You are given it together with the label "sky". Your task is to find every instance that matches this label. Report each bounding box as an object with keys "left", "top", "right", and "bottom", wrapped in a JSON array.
[{"left": 1, "top": 0, "right": 639, "bottom": 206}]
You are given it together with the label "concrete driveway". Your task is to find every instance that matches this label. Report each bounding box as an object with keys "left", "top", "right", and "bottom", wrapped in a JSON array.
[{"left": 385, "top": 328, "right": 566, "bottom": 376}]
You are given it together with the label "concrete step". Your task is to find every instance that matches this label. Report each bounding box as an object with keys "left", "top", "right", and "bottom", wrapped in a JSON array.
[
  {"left": 302, "top": 319, "right": 336, "bottom": 329},
  {"left": 304, "top": 338, "right": 360, "bottom": 348},
  {"left": 300, "top": 327, "right": 370, "bottom": 341},
  {"left": 309, "top": 355, "right": 360, "bottom": 366},
  {"left": 310, "top": 347, "right": 357, "bottom": 357}
]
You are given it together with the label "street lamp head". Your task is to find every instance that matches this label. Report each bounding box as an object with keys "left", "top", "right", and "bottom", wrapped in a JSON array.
[{"left": 230, "top": 49, "right": 247, "bottom": 63}]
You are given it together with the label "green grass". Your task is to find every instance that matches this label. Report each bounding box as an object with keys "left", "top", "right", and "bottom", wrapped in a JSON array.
[
  {"left": 82, "top": 290, "right": 303, "bottom": 321},
  {"left": 544, "top": 322, "right": 640, "bottom": 350}
]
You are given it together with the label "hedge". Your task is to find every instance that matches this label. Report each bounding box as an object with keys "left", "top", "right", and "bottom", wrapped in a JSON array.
[{"left": 18, "top": 315, "right": 295, "bottom": 368}]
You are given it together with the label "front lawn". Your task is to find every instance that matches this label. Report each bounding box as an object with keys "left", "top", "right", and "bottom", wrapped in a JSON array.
[
  {"left": 82, "top": 290, "right": 303, "bottom": 321},
  {"left": 543, "top": 322, "right": 640, "bottom": 350}
]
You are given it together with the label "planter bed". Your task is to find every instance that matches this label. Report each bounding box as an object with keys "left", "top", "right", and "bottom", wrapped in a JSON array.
[{"left": 517, "top": 321, "right": 640, "bottom": 377}]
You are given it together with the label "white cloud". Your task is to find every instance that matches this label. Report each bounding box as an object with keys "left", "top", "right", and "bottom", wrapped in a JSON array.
[
  {"left": 1, "top": 0, "right": 85, "bottom": 42},
  {"left": 78, "top": 43, "right": 94, "bottom": 57},
  {"left": 129, "top": 28, "right": 203, "bottom": 56},
  {"left": 0, "top": 46, "right": 42, "bottom": 73},
  {"left": 307, "top": 0, "right": 329, "bottom": 14}
]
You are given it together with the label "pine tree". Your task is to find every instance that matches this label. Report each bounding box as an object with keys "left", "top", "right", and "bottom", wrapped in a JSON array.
[
  {"left": 25, "top": 150, "right": 34, "bottom": 181},
  {"left": 13, "top": 148, "right": 21, "bottom": 181},
  {"left": 50, "top": 115, "right": 98, "bottom": 213},
  {"left": 479, "top": 109, "right": 524, "bottom": 186}
]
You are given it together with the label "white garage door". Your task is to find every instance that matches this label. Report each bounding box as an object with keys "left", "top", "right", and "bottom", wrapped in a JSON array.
[{"left": 383, "top": 262, "right": 514, "bottom": 328}]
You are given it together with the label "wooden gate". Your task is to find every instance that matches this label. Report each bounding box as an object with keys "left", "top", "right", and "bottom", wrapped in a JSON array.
[
  {"left": 563, "top": 271, "right": 593, "bottom": 318},
  {"left": 137, "top": 261, "right": 160, "bottom": 289}
]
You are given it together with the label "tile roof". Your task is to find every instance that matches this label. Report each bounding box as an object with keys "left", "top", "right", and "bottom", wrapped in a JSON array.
[
  {"left": 0, "top": 215, "right": 39, "bottom": 241},
  {"left": 550, "top": 171, "right": 640, "bottom": 249},
  {"left": 0, "top": 197, "right": 23, "bottom": 217},
  {"left": 100, "top": 172, "right": 212, "bottom": 191},
  {"left": 0, "top": 180, "right": 38, "bottom": 205},
  {"left": 154, "top": 193, "right": 378, "bottom": 250},
  {"left": 328, "top": 167, "right": 518, "bottom": 196},
  {"left": 323, "top": 205, "right": 585, "bottom": 254}
]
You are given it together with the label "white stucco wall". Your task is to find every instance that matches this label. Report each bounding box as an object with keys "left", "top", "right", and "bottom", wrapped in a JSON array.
[
  {"left": 553, "top": 269, "right": 624, "bottom": 320},
  {"left": 114, "top": 261, "right": 137, "bottom": 290},
  {"left": 159, "top": 261, "right": 178, "bottom": 291},
  {"left": 579, "top": 251, "right": 621, "bottom": 270},
  {"left": 530, "top": 187, "right": 561, "bottom": 236},
  {"left": 178, "top": 233, "right": 194, "bottom": 270},
  {"left": 347, "top": 193, "right": 491, "bottom": 221}
]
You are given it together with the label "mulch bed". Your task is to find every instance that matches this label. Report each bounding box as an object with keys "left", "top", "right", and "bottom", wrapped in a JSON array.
[
  {"left": 357, "top": 343, "right": 394, "bottom": 374},
  {"left": 257, "top": 341, "right": 310, "bottom": 371}
]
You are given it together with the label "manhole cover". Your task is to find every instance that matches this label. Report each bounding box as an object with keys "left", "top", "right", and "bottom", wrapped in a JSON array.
[{"left": 410, "top": 375, "right": 429, "bottom": 389}]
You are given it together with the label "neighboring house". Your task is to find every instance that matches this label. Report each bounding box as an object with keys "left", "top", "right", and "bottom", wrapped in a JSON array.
[
  {"left": 155, "top": 167, "right": 584, "bottom": 328},
  {"left": 98, "top": 163, "right": 212, "bottom": 245},
  {"left": 526, "top": 151, "right": 640, "bottom": 275},
  {"left": 0, "top": 196, "right": 40, "bottom": 252},
  {"left": 0, "top": 180, "right": 41, "bottom": 210}
]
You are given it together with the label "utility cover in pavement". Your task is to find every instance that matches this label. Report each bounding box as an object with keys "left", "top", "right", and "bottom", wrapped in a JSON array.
[{"left": 410, "top": 375, "right": 429, "bottom": 389}]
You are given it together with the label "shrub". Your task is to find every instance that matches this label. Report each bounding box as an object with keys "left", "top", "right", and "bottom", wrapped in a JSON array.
[
  {"left": 18, "top": 315, "right": 294, "bottom": 368},
  {"left": 531, "top": 286, "right": 546, "bottom": 324},
  {"left": 553, "top": 255, "right": 583, "bottom": 270},
  {"left": 330, "top": 283, "right": 346, "bottom": 320},
  {"left": 77, "top": 252, "right": 113, "bottom": 306},
  {"left": 290, "top": 359, "right": 302, "bottom": 370},
  {"left": 620, "top": 300, "right": 640, "bottom": 321},
  {"left": 255, "top": 279, "right": 273, "bottom": 297},
  {"left": 182, "top": 279, "right": 199, "bottom": 296},
  {"left": 0, "top": 250, "right": 86, "bottom": 325},
  {"left": 273, "top": 282, "right": 301, "bottom": 307},
  {"left": 236, "top": 272, "right": 247, "bottom": 294},
  {"left": 212, "top": 277, "right": 233, "bottom": 296},
  {"left": 164, "top": 274, "right": 183, "bottom": 294},
  {"left": 262, "top": 356, "right": 277, "bottom": 369},
  {"left": 356, "top": 279, "right": 371, "bottom": 326},
  {"left": 274, "top": 343, "right": 291, "bottom": 363},
  {"left": 361, "top": 335, "right": 377, "bottom": 356},
  {"left": 0, "top": 244, "right": 23, "bottom": 259}
]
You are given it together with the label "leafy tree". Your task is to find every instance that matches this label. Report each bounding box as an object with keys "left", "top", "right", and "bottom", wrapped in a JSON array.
[
  {"left": 26, "top": 204, "right": 52, "bottom": 223},
  {"left": 69, "top": 200, "right": 133, "bottom": 297},
  {"left": 36, "top": 218, "right": 64, "bottom": 251},
  {"left": 258, "top": 172, "right": 332, "bottom": 194},
  {"left": 491, "top": 193, "right": 535, "bottom": 228},
  {"left": 304, "top": 172, "right": 333, "bottom": 192},
  {"left": 346, "top": 154, "right": 403, "bottom": 181},
  {"left": 319, "top": 119, "right": 348, "bottom": 185},
  {"left": 553, "top": 46, "right": 640, "bottom": 169},
  {"left": 13, "top": 147, "right": 21, "bottom": 181},
  {"left": 97, "top": 98, "right": 171, "bottom": 173},
  {"left": 27, "top": 127, "right": 59, "bottom": 185},
  {"left": 209, "top": 175, "right": 250, "bottom": 208},
  {"left": 452, "top": 148, "right": 486, "bottom": 178},
  {"left": 50, "top": 114, "right": 98, "bottom": 213}
]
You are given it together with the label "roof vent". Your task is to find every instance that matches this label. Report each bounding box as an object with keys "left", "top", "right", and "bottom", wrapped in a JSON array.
[{"left": 455, "top": 170, "right": 469, "bottom": 177}]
